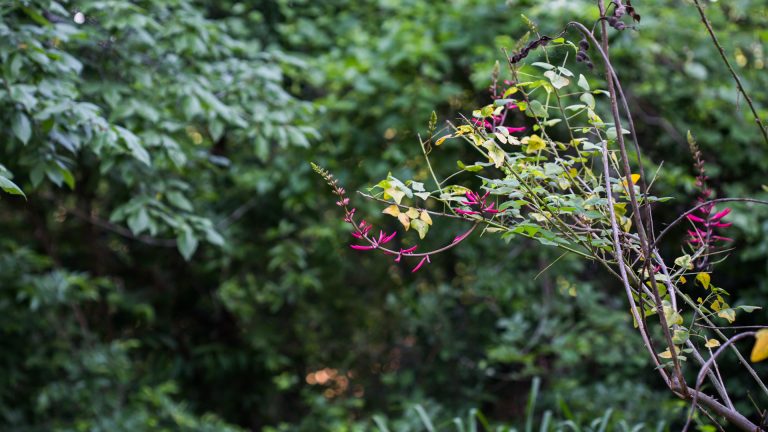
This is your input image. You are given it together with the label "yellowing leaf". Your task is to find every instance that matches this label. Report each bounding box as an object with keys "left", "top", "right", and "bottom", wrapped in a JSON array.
[
  {"left": 503, "top": 86, "right": 518, "bottom": 97},
  {"left": 696, "top": 272, "right": 711, "bottom": 289},
  {"left": 717, "top": 308, "right": 736, "bottom": 323},
  {"left": 405, "top": 207, "right": 420, "bottom": 219},
  {"left": 397, "top": 213, "right": 410, "bottom": 230},
  {"left": 620, "top": 174, "right": 641, "bottom": 190},
  {"left": 659, "top": 347, "right": 679, "bottom": 359},
  {"left": 435, "top": 135, "right": 451, "bottom": 146},
  {"left": 620, "top": 216, "right": 632, "bottom": 233},
  {"left": 382, "top": 205, "right": 400, "bottom": 217},
  {"left": 419, "top": 211, "right": 433, "bottom": 226},
  {"left": 704, "top": 339, "right": 720, "bottom": 348},
  {"left": 385, "top": 188, "right": 406, "bottom": 205},
  {"left": 674, "top": 254, "right": 693, "bottom": 270},
  {"left": 456, "top": 125, "right": 473, "bottom": 135},
  {"left": 750, "top": 329, "right": 768, "bottom": 362},
  {"left": 525, "top": 134, "right": 547, "bottom": 154},
  {"left": 679, "top": 276, "right": 687, "bottom": 284},
  {"left": 488, "top": 145, "right": 506, "bottom": 168},
  {"left": 710, "top": 300, "right": 721, "bottom": 312}
]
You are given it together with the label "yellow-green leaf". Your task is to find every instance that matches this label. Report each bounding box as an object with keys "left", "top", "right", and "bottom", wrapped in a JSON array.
[
  {"left": 525, "top": 134, "right": 547, "bottom": 154},
  {"left": 488, "top": 145, "right": 506, "bottom": 168},
  {"left": 750, "top": 329, "right": 768, "bottom": 362},
  {"left": 674, "top": 254, "right": 693, "bottom": 270},
  {"left": 696, "top": 272, "right": 711, "bottom": 289},
  {"left": 503, "top": 86, "right": 518, "bottom": 97},
  {"left": 382, "top": 205, "right": 400, "bottom": 217},
  {"left": 704, "top": 339, "right": 720, "bottom": 348},
  {"left": 410, "top": 218, "right": 429, "bottom": 239},
  {"left": 385, "top": 188, "right": 406, "bottom": 205},
  {"left": 406, "top": 207, "right": 420, "bottom": 219},
  {"left": 717, "top": 308, "right": 736, "bottom": 323}
]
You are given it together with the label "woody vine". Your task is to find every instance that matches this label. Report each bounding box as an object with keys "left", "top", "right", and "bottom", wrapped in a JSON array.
[{"left": 314, "top": 1, "right": 768, "bottom": 430}]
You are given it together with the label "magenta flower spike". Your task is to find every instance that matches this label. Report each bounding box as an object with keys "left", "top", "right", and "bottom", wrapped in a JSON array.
[
  {"left": 686, "top": 214, "right": 706, "bottom": 223},
  {"left": 350, "top": 244, "right": 376, "bottom": 251}
]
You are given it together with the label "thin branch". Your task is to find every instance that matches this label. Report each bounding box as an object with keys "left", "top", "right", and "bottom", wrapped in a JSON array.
[
  {"left": 67, "top": 207, "right": 177, "bottom": 247},
  {"left": 692, "top": 0, "right": 768, "bottom": 146},
  {"left": 682, "top": 332, "right": 758, "bottom": 432}
]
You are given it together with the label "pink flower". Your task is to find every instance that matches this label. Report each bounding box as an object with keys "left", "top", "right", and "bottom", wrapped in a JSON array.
[
  {"left": 343, "top": 208, "right": 357, "bottom": 223},
  {"left": 350, "top": 244, "right": 376, "bottom": 250},
  {"left": 453, "top": 228, "right": 473, "bottom": 244},
  {"left": 457, "top": 190, "right": 500, "bottom": 217},
  {"left": 411, "top": 255, "right": 431, "bottom": 273},
  {"left": 506, "top": 126, "right": 526, "bottom": 133},
  {"left": 711, "top": 208, "right": 731, "bottom": 221},
  {"left": 686, "top": 214, "right": 706, "bottom": 223}
]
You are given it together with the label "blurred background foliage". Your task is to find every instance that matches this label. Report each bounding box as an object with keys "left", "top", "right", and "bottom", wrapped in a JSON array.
[{"left": 0, "top": 0, "right": 767, "bottom": 430}]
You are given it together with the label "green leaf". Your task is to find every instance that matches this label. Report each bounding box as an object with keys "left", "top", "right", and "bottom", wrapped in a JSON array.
[
  {"left": 672, "top": 329, "right": 689, "bottom": 345},
  {"left": 528, "top": 100, "right": 548, "bottom": 118},
  {"left": 543, "top": 71, "right": 569, "bottom": 89},
  {"left": 579, "top": 92, "right": 595, "bottom": 109},
  {"left": 167, "top": 191, "right": 194, "bottom": 212},
  {"left": 0, "top": 175, "right": 26, "bottom": 199},
  {"left": 177, "top": 226, "right": 199, "bottom": 260},
  {"left": 531, "top": 62, "right": 555, "bottom": 70},
  {"left": 127, "top": 208, "right": 150, "bottom": 235},
  {"left": 577, "top": 74, "right": 590, "bottom": 91},
  {"left": 12, "top": 112, "right": 32, "bottom": 145}
]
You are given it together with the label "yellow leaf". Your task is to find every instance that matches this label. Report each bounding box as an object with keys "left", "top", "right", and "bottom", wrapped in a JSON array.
[
  {"left": 397, "top": 213, "right": 410, "bottom": 230},
  {"left": 696, "top": 272, "right": 711, "bottom": 289},
  {"left": 620, "top": 174, "right": 641, "bottom": 190},
  {"left": 419, "top": 211, "right": 433, "bottom": 226},
  {"left": 405, "top": 207, "right": 420, "bottom": 219},
  {"left": 525, "top": 134, "right": 547, "bottom": 154},
  {"left": 710, "top": 300, "right": 721, "bottom": 312},
  {"left": 382, "top": 205, "right": 400, "bottom": 217},
  {"left": 659, "top": 347, "right": 679, "bottom": 359},
  {"left": 750, "top": 329, "right": 768, "bottom": 362},
  {"left": 704, "top": 339, "right": 721, "bottom": 348},
  {"left": 435, "top": 135, "right": 451, "bottom": 146},
  {"left": 679, "top": 276, "right": 687, "bottom": 284}
]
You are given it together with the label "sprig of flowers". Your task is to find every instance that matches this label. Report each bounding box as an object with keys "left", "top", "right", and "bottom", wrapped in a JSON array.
[
  {"left": 685, "top": 133, "right": 732, "bottom": 269},
  {"left": 311, "top": 163, "right": 476, "bottom": 273}
]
